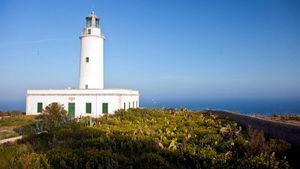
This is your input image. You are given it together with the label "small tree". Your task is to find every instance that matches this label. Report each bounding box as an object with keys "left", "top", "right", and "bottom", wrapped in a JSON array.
[{"left": 39, "top": 103, "right": 69, "bottom": 130}]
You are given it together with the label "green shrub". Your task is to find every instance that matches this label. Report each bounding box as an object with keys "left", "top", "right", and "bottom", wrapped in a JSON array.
[{"left": 38, "top": 103, "right": 69, "bottom": 130}]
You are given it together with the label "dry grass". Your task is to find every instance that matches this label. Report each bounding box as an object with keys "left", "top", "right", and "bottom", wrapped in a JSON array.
[{"left": 256, "top": 115, "right": 300, "bottom": 126}]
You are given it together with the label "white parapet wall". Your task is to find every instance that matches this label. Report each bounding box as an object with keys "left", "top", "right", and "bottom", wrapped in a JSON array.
[{"left": 26, "top": 89, "right": 139, "bottom": 118}]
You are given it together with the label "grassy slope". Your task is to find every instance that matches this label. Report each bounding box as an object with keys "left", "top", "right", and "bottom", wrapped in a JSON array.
[{"left": 0, "top": 109, "right": 290, "bottom": 169}]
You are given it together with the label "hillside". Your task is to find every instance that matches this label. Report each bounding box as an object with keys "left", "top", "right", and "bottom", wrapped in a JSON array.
[{"left": 0, "top": 107, "right": 291, "bottom": 169}]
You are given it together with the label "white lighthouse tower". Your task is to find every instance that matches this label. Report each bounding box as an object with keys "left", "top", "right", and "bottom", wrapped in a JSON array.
[
  {"left": 79, "top": 11, "right": 104, "bottom": 89},
  {"left": 26, "top": 11, "right": 139, "bottom": 117}
]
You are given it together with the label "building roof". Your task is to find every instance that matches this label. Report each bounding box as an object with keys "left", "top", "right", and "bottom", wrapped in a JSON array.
[
  {"left": 86, "top": 10, "right": 99, "bottom": 19},
  {"left": 27, "top": 88, "right": 139, "bottom": 96}
]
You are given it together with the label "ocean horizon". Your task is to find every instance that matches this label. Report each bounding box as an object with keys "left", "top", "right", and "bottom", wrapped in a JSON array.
[
  {"left": 142, "top": 98, "right": 300, "bottom": 115},
  {"left": 1, "top": 98, "right": 300, "bottom": 115}
]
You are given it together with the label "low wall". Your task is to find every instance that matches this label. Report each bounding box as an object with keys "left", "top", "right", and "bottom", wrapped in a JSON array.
[{"left": 209, "top": 110, "right": 300, "bottom": 148}]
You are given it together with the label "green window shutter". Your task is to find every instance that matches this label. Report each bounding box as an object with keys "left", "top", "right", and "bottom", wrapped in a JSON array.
[
  {"left": 102, "top": 103, "right": 108, "bottom": 114},
  {"left": 86, "top": 103, "right": 92, "bottom": 113},
  {"left": 37, "top": 102, "right": 43, "bottom": 113},
  {"left": 124, "top": 102, "right": 126, "bottom": 109},
  {"left": 68, "top": 103, "right": 75, "bottom": 118}
]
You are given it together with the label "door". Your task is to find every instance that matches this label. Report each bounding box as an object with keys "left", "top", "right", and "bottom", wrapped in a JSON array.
[
  {"left": 102, "top": 103, "right": 108, "bottom": 114},
  {"left": 68, "top": 103, "right": 75, "bottom": 118}
]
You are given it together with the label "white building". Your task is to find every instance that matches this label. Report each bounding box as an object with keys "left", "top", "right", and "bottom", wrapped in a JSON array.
[{"left": 26, "top": 11, "right": 139, "bottom": 118}]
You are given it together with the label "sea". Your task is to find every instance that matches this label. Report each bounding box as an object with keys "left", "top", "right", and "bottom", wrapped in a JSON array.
[
  {"left": 1, "top": 98, "right": 300, "bottom": 115},
  {"left": 141, "top": 98, "right": 300, "bottom": 115}
]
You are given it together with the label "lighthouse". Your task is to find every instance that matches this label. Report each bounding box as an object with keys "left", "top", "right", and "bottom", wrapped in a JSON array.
[
  {"left": 79, "top": 11, "right": 104, "bottom": 89},
  {"left": 26, "top": 11, "right": 139, "bottom": 117}
]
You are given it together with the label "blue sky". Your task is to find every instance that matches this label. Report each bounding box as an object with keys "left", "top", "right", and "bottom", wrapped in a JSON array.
[{"left": 0, "top": 0, "right": 300, "bottom": 110}]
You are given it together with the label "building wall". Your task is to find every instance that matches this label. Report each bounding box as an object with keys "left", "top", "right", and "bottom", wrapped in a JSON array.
[{"left": 26, "top": 93, "right": 139, "bottom": 117}]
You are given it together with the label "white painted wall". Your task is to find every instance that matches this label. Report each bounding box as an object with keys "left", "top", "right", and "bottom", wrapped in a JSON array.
[{"left": 26, "top": 89, "right": 139, "bottom": 117}]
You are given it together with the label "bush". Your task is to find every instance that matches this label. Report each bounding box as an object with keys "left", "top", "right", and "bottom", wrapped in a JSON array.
[
  {"left": 38, "top": 103, "right": 69, "bottom": 130},
  {"left": 247, "top": 128, "right": 291, "bottom": 156}
]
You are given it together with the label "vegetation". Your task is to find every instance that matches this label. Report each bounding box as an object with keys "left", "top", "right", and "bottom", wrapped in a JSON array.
[
  {"left": 0, "top": 115, "right": 35, "bottom": 128},
  {"left": 0, "top": 113, "right": 35, "bottom": 140},
  {"left": 0, "top": 105, "right": 291, "bottom": 169},
  {"left": 0, "top": 110, "right": 24, "bottom": 117},
  {"left": 38, "top": 103, "right": 69, "bottom": 131},
  {"left": 0, "top": 130, "right": 19, "bottom": 140}
]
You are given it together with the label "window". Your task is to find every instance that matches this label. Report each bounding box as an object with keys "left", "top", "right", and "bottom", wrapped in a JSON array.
[
  {"left": 129, "top": 102, "right": 130, "bottom": 108},
  {"left": 86, "top": 57, "right": 89, "bottom": 63},
  {"left": 85, "top": 84, "right": 88, "bottom": 89},
  {"left": 96, "top": 18, "right": 99, "bottom": 28},
  {"left": 37, "top": 102, "right": 43, "bottom": 113},
  {"left": 86, "top": 103, "right": 92, "bottom": 114},
  {"left": 88, "top": 29, "right": 91, "bottom": 34},
  {"left": 102, "top": 103, "right": 108, "bottom": 114},
  {"left": 124, "top": 102, "right": 126, "bottom": 109},
  {"left": 86, "top": 18, "right": 92, "bottom": 27},
  {"left": 133, "top": 101, "right": 135, "bottom": 108}
]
